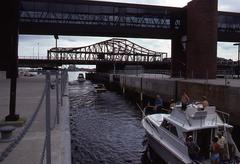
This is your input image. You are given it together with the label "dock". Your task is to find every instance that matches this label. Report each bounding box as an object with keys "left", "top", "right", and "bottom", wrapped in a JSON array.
[{"left": 0, "top": 74, "right": 71, "bottom": 164}]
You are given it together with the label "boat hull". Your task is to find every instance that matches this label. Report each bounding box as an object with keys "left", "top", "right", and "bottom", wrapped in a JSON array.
[
  {"left": 77, "top": 78, "right": 85, "bottom": 82},
  {"left": 146, "top": 133, "right": 187, "bottom": 164},
  {"left": 95, "top": 88, "right": 107, "bottom": 93}
]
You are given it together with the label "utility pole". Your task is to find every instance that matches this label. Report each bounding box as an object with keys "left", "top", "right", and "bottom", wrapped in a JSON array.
[{"left": 233, "top": 43, "right": 240, "bottom": 79}]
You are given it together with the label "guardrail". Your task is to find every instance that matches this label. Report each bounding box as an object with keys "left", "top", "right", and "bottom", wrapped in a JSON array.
[{"left": 0, "top": 69, "right": 68, "bottom": 164}]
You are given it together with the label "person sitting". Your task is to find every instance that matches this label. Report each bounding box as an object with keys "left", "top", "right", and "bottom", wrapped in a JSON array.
[
  {"left": 154, "top": 94, "right": 163, "bottom": 112},
  {"left": 201, "top": 96, "right": 209, "bottom": 109},
  {"left": 181, "top": 90, "right": 190, "bottom": 110},
  {"left": 144, "top": 100, "right": 156, "bottom": 115},
  {"left": 210, "top": 136, "right": 221, "bottom": 164},
  {"left": 186, "top": 135, "right": 200, "bottom": 161},
  {"left": 169, "top": 99, "right": 175, "bottom": 109}
]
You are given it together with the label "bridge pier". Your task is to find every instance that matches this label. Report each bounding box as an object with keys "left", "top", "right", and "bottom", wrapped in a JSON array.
[
  {"left": 171, "top": 0, "right": 218, "bottom": 79},
  {"left": 171, "top": 36, "right": 187, "bottom": 78},
  {"left": 185, "top": 0, "right": 218, "bottom": 79}
]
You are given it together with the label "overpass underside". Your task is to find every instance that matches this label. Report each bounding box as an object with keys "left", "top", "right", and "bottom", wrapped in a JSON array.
[{"left": 3, "top": 0, "right": 240, "bottom": 79}]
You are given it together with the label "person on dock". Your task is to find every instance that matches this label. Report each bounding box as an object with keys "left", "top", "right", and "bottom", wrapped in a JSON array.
[{"left": 181, "top": 90, "right": 190, "bottom": 110}]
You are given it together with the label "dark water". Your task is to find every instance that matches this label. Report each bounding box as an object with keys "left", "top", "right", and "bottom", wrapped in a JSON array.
[{"left": 69, "top": 80, "right": 161, "bottom": 164}]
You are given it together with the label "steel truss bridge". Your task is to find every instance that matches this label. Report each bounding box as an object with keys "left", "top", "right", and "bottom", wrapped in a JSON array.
[
  {"left": 48, "top": 38, "right": 167, "bottom": 62},
  {"left": 19, "top": 38, "right": 169, "bottom": 67},
  {"left": 19, "top": 38, "right": 238, "bottom": 70},
  {"left": 20, "top": 0, "right": 240, "bottom": 41}
]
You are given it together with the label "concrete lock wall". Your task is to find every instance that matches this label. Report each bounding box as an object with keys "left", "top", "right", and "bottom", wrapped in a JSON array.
[
  {"left": 0, "top": 71, "right": 6, "bottom": 79},
  {"left": 118, "top": 75, "right": 240, "bottom": 125},
  {"left": 177, "top": 81, "right": 240, "bottom": 125},
  {"left": 141, "top": 78, "right": 176, "bottom": 100},
  {"left": 120, "top": 75, "right": 176, "bottom": 100}
]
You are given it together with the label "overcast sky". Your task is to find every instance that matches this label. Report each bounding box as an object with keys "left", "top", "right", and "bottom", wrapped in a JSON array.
[{"left": 19, "top": 0, "right": 240, "bottom": 62}]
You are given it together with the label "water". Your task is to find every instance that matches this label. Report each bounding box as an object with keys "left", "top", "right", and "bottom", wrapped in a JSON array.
[
  {"left": 68, "top": 72, "right": 240, "bottom": 164},
  {"left": 69, "top": 81, "right": 154, "bottom": 164}
]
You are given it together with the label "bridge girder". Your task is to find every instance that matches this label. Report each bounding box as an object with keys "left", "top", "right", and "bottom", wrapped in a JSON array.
[{"left": 48, "top": 38, "right": 168, "bottom": 63}]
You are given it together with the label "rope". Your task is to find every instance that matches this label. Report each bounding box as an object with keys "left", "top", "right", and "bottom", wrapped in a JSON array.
[
  {"left": 0, "top": 84, "right": 47, "bottom": 162},
  {"left": 39, "top": 136, "right": 47, "bottom": 164}
]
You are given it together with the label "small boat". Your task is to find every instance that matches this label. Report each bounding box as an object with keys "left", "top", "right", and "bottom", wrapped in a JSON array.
[
  {"left": 142, "top": 102, "right": 240, "bottom": 164},
  {"left": 94, "top": 84, "right": 107, "bottom": 93},
  {"left": 77, "top": 73, "right": 85, "bottom": 82}
]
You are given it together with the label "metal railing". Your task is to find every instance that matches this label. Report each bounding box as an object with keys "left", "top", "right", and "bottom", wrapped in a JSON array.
[{"left": 0, "top": 69, "right": 68, "bottom": 164}]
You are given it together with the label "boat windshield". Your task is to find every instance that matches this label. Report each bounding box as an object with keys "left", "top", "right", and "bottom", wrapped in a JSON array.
[{"left": 78, "top": 74, "right": 84, "bottom": 78}]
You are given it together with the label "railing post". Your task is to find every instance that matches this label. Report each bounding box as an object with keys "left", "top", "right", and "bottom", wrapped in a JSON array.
[
  {"left": 56, "top": 70, "right": 59, "bottom": 124},
  {"left": 61, "top": 69, "right": 63, "bottom": 106},
  {"left": 45, "top": 71, "right": 51, "bottom": 164}
]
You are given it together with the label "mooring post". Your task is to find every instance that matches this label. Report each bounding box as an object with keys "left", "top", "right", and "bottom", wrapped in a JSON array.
[
  {"left": 60, "top": 69, "right": 63, "bottom": 106},
  {"left": 5, "top": 77, "right": 19, "bottom": 121},
  {"left": 45, "top": 71, "right": 51, "bottom": 164},
  {"left": 56, "top": 70, "right": 59, "bottom": 124}
]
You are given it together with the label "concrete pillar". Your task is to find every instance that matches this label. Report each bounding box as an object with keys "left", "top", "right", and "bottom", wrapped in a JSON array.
[
  {"left": 171, "top": 36, "right": 187, "bottom": 78},
  {"left": 186, "top": 0, "right": 218, "bottom": 79},
  {"left": 4, "top": 0, "right": 20, "bottom": 121}
]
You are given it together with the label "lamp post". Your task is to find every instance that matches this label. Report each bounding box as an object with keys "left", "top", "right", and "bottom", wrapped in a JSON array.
[
  {"left": 33, "top": 47, "right": 35, "bottom": 57},
  {"left": 37, "top": 42, "right": 39, "bottom": 59},
  {"left": 54, "top": 35, "right": 59, "bottom": 60},
  {"left": 233, "top": 43, "right": 240, "bottom": 79}
]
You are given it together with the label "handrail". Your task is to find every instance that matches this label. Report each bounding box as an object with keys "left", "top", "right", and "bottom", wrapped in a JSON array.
[{"left": 216, "top": 109, "right": 230, "bottom": 123}]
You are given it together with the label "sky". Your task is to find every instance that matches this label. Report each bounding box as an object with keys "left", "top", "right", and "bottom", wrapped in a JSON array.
[{"left": 19, "top": 0, "right": 240, "bottom": 64}]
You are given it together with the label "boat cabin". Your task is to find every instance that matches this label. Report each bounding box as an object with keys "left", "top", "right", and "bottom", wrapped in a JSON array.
[{"left": 145, "top": 104, "right": 240, "bottom": 162}]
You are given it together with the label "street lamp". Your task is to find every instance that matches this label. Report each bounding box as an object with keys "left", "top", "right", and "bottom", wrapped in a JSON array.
[
  {"left": 54, "top": 35, "right": 59, "bottom": 60},
  {"left": 37, "top": 42, "right": 39, "bottom": 59},
  {"left": 233, "top": 43, "right": 240, "bottom": 79}
]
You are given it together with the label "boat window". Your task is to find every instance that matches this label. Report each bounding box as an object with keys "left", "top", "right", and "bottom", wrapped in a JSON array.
[{"left": 161, "top": 120, "right": 178, "bottom": 137}]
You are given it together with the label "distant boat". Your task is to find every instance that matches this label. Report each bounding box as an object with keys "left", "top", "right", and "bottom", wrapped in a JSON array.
[
  {"left": 77, "top": 73, "right": 85, "bottom": 82},
  {"left": 94, "top": 84, "right": 107, "bottom": 93},
  {"left": 142, "top": 102, "right": 240, "bottom": 164}
]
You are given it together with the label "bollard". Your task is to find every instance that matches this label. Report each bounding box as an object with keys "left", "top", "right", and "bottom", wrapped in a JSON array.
[
  {"left": 140, "top": 92, "right": 143, "bottom": 102},
  {"left": 123, "top": 87, "right": 125, "bottom": 94},
  {"left": 56, "top": 71, "right": 59, "bottom": 124},
  {"left": 45, "top": 71, "right": 51, "bottom": 164}
]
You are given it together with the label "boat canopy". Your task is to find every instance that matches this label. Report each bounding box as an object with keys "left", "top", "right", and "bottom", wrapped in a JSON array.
[{"left": 165, "top": 105, "right": 232, "bottom": 131}]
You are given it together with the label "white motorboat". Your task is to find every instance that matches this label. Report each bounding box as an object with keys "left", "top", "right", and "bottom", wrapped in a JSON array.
[
  {"left": 77, "top": 73, "right": 85, "bottom": 82},
  {"left": 142, "top": 103, "right": 240, "bottom": 164},
  {"left": 94, "top": 84, "right": 107, "bottom": 93}
]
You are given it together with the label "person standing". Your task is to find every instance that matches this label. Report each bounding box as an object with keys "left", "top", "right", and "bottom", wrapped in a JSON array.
[
  {"left": 217, "top": 133, "right": 227, "bottom": 161},
  {"left": 210, "top": 137, "right": 221, "bottom": 164},
  {"left": 186, "top": 135, "right": 200, "bottom": 161}
]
